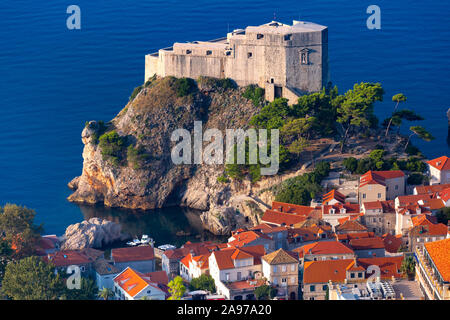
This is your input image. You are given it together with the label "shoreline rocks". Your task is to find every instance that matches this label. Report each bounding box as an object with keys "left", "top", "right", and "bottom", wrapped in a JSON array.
[{"left": 60, "top": 217, "right": 130, "bottom": 250}]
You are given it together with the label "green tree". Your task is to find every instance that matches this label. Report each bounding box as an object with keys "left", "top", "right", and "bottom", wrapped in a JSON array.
[
  {"left": 63, "top": 278, "right": 98, "bottom": 300},
  {"left": 0, "top": 204, "right": 43, "bottom": 258},
  {"left": 404, "top": 126, "right": 434, "bottom": 151},
  {"left": 0, "top": 239, "right": 13, "bottom": 282},
  {"left": 254, "top": 285, "right": 277, "bottom": 300},
  {"left": 336, "top": 82, "right": 384, "bottom": 152},
  {"left": 98, "top": 130, "right": 127, "bottom": 166},
  {"left": 1, "top": 256, "right": 64, "bottom": 300},
  {"left": 436, "top": 207, "right": 450, "bottom": 225},
  {"left": 168, "top": 276, "right": 186, "bottom": 300},
  {"left": 189, "top": 274, "right": 216, "bottom": 293},
  {"left": 98, "top": 287, "right": 114, "bottom": 300},
  {"left": 343, "top": 157, "right": 358, "bottom": 173},
  {"left": 401, "top": 256, "right": 416, "bottom": 278},
  {"left": 385, "top": 93, "right": 407, "bottom": 137}
]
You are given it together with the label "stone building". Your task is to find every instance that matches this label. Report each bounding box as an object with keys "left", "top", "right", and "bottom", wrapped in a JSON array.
[{"left": 145, "top": 20, "right": 329, "bottom": 104}]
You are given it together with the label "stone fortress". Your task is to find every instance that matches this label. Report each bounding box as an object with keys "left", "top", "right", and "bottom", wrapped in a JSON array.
[{"left": 145, "top": 20, "right": 329, "bottom": 104}]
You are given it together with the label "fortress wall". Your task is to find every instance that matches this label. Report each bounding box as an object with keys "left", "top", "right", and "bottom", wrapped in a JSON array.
[
  {"left": 161, "top": 52, "right": 224, "bottom": 79},
  {"left": 145, "top": 54, "right": 159, "bottom": 81}
]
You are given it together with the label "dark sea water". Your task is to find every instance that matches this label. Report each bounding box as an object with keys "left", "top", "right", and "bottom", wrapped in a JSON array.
[{"left": 0, "top": 1, "right": 449, "bottom": 241}]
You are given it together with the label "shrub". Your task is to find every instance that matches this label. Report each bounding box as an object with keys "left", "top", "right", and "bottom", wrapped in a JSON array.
[
  {"left": 407, "top": 173, "right": 425, "bottom": 185},
  {"left": 189, "top": 274, "right": 216, "bottom": 293},
  {"left": 197, "top": 76, "right": 236, "bottom": 90},
  {"left": 99, "top": 131, "right": 126, "bottom": 166},
  {"left": 127, "top": 144, "right": 149, "bottom": 170},
  {"left": 243, "top": 84, "right": 265, "bottom": 107},
  {"left": 343, "top": 157, "right": 358, "bottom": 173},
  {"left": 217, "top": 175, "right": 230, "bottom": 184},
  {"left": 174, "top": 78, "right": 197, "bottom": 97},
  {"left": 129, "top": 85, "right": 143, "bottom": 101}
]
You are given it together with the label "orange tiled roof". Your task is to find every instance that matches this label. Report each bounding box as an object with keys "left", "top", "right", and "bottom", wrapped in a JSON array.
[
  {"left": 382, "top": 234, "right": 403, "bottom": 253},
  {"left": 262, "top": 248, "right": 298, "bottom": 265},
  {"left": 336, "top": 219, "right": 367, "bottom": 233},
  {"left": 271, "top": 201, "right": 317, "bottom": 216},
  {"left": 44, "top": 249, "right": 99, "bottom": 267},
  {"left": 293, "top": 241, "right": 354, "bottom": 258},
  {"left": 357, "top": 256, "right": 404, "bottom": 279},
  {"left": 415, "top": 184, "right": 450, "bottom": 195},
  {"left": 360, "top": 170, "right": 404, "bottom": 187},
  {"left": 439, "top": 188, "right": 450, "bottom": 202},
  {"left": 261, "top": 209, "right": 307, "bottom": 226},
  {"left": 211, "top": 245, "right": 266, "bottom": 270},
  {"left": 424, "top": 238, "right": 450, "bottom": 282},
  {"left": 336, "top": 232, "right": 375, "bottom": 241},
  {"left": 303, "top": 259, "right": 355, "bottom": 284},
  {"left": 322, "top": 203, "right": 360, "bottom": 215},
  {"left": 322, "top": 190, "right": 346, "bottom": 205},
  {"left": 412, "top": 214, "right": 437, "bottom": 227},
  {"left": 228, "top": 230, "right": 272, "bottom": 247},
  {"left": 397, "top": 194, "right": 433, "bottom": 207},
  {"left": 114, "top": 267, "right": 163, "bottom": 298},
  {"left": 349, "top": 237, "right": 385, "bottom": 251},
  {"left": 226, "top": 279, "right": 266, "bottom": 290},
  {"left": 363, "top": 200, "right": 395, "bottom": 213},
  {"left": 410, "top": 223, "right": 448, "bottom": 237},
  {"left": 111, "top": 245, "right": 154, "bottom": 263},
  {"left": 427, "top": 156, "right": 450, "bottom": 171}
]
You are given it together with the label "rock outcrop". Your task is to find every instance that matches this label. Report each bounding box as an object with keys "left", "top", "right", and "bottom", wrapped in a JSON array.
[{"left": 60, "top": 218, "right": 130, "bottom": 250}]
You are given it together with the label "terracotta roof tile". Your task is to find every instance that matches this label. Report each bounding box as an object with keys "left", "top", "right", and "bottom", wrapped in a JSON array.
[
  {"left": 424, "top": 238, "right": 450, "bottom": 282},
  {"left": 427, "top": 156, "right": 450, "bottom": 171},
  {"left": 262, "top": 248, "right": 298, "bottom": 265},
  {"left": 111, "top": 245, "right": 154, "bottom": 263},
  {"left": 261, "top": 209, "right": 307, "bottom": 226},
  {"left": 349, "top": 237, "right": 385, "bottom": 251},
  {"left": 293, "top": 241, "right": 354, "bottom": 258}
]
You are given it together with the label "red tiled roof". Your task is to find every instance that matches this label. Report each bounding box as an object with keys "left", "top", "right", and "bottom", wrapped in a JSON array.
[
  {"left": 114, "top": 267, "right": 164, "bottom": 297},
  {"left": 250, "top": 223, "right": 288, "bottom": 234},
  {"left": 44, "top": 249, "right": 100, "bottom": 267},
  {"left": 397, "top": 194, "right": 433, "bottom": 207},
  {"left": 410, "top": 223, "right": 448, "bottom": 237},
  {"left": 439, "top": 188, "right": 450, "bottom": 202},
  {"left": 415, "top": 184, "right": 450, "bottom": 195},
  {"left": 228, "top": 230, "right": 272, "bottom": 247},
  {"left": 271, "top": 201, "right": 317, "bottom": 216},
  {"left": 349, "top": 237, "right": 385, "bottom": 251},
  {"left": 293, "top": 241, "right": 354, "bottom": 258},
  {"left": 226, "top": 279, "right": 266, "bottom": 290},
  {"left": 412, "top": 214, "right": 437, "bottom": 226},
  {"left": 363, "top": 200, "right": 396, "bottom": 213},
  {"left": 336, "top": 219, "right": 367, "bottom": 233},
  {"left": 357, "top": 256, "right": 404, "bottom": 279},
  {"left": 111, "top": 245, "right": 154, "bottom": 263},
  {"left": 322, "top": 190, "right": 346, "bottom": 205},
  {"left": 427, "top": 156, "right": 450, "bottom": 171},
  {"left": 424, "top": 238, "right": 450, "bottom": 282},
  {"left": 336, "top": 232, "right": 375, "bottom": 241},
  {"left": 211, "top": 245, "right": 266, "bottom": 270},
  {"left": 382, "top": 234, "right": 403, "bottom": 253},
  {"left": 360, "top": 170, "right": 404, "bottom": 187},
  {"left": 303, "top": 259, "right": 355, "bottom": 284},
  {"left": 323, "top": 202, "right": 360, "bottom": 215},
  {"left": 144, "top": 270, "right": 169, "bottom": 285},
  {"left": 261, "top": 209, "right": 307, "bottom": 226}
]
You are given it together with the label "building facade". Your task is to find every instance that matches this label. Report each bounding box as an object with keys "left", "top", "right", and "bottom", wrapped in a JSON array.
[{"left": 145, "top": 20, "right": 329, "bottom": 104}]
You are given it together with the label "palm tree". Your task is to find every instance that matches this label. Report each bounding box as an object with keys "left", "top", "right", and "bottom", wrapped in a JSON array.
[
  {"left": 98, "top": 287, "right": 114, "bottom": 300},
  {"left": 404, "top": 126, "right": 434, "bottom": 151},
  {"left": 385, "top": 93, "right": 407, "bottom": 137}
]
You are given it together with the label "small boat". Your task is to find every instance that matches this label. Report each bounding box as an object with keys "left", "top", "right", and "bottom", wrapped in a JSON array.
[
  {"left": 126, "top": 238, "right": 141, "bottom": 246},
  {"left": 158, "top": 244, "right": 176, "bottom": 251}
]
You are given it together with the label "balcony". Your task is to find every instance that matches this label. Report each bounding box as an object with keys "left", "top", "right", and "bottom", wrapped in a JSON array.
[{"left": 415, "top": 248, "right": 445, "bottom": 299}]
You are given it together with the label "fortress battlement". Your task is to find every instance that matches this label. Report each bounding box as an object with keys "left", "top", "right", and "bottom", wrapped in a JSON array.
[{"left": 145, "top": 20, "right": 329, "bottom": 103}]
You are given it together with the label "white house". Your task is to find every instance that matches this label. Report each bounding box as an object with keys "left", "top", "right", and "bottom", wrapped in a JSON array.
[
  {"left": 113, "top": 267, "right": 167, "bottom": 300},
  {"left": 94, "top": 259, "right": 120, "bottom": 290},
  {"left": 427, "top": 156, "right": 450, "bottom": 185}
]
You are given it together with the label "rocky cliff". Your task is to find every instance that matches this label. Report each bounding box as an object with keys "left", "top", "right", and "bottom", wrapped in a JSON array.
[{"left": 68, "top": 77, "right": 275, "bottom": 234}]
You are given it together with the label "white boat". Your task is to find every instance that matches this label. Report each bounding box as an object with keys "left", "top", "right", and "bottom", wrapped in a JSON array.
[
  {"left": 140, "top": 234, "right": 154, "bottom": 245},
  {"left": 158, "top": 244, "right": 176, "bottom": 251},
  {"left": 126, "top": 238, "right": 141, "bottom": 246}
]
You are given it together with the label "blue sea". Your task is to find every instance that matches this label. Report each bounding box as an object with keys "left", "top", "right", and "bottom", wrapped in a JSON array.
[{"left": 0, "top": 1, "right": 449, "bottom": 241}]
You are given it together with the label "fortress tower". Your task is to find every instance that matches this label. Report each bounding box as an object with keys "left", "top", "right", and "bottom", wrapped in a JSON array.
[{"left": 145, "top": 20, "right": 329, "bottom": 104}]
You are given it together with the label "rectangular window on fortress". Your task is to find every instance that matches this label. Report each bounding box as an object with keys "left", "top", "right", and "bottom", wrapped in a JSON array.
[
  {"left": 206, "top": 50, "right": 212, "bottom": 55},
  {"left": 186, "top": 50, "right": 191, "bottom": 54},
  {"left": 257, "top": 34, "right": 264, "bottom": 39},
  {"left": 284, "top": 34, "right": 292, "bottom": 41},
  {"left": 247, "top": 52, "right": 253, "bottom": 58}
]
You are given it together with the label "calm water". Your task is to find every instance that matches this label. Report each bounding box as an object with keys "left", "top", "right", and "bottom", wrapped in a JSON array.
[{"left": 0, "top": 1, "right": 449, "bottom": 239}]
